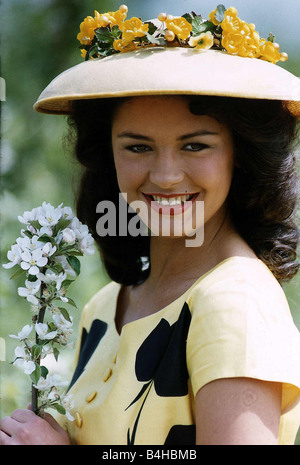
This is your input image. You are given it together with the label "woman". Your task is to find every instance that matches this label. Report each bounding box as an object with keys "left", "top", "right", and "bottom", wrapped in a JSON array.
[{"left": 1, "top": 5, "right": 300, "bottom": 445}]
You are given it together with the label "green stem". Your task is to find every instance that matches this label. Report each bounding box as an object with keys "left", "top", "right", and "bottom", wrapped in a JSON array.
[{"left": 31, "top": 279, "right": 47, "bottom": 415}]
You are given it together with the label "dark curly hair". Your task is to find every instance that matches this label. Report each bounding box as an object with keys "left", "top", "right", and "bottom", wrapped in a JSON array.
[{"left": 67, "top": 95, "right": 299, "bottom": 285}]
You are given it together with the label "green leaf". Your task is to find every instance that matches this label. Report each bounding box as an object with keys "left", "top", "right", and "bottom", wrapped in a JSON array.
[
  {"left": 40, "top": 365, "right": 49, "bottom": 378},
  {"left": 46, "top": 262, "right": 64, "bottom": 274},
  {"left": 29, "top": 220, "right": 41, "bottom": 231},
  {"left": 27, "top": 274, "right": 39, "bottom": 282},
  {"left": 144, "top": 21, "right": 158, "bottom": 35},
  {"left": 66, "top": 297, "right": 77, "bottom": 309},
  {"left": 50, "top": 403, "right": 66, "bottom": 415},
  {"left": 110, "top": 24, "right": 122, "bottom": 39},
  {"left": 56, "top": 218, "right": 72, "bottom": 231},
  {"left": 31, "top": 344, "right": 42, "bottom": 359},
  {"left": 182, "top": 12, "right": 197, "bottom": 24},
  {"left": 66, "top": 255, "right": 81, "bottom": 276},
  {"left": 59, "top": 307, "right": 72, "bottom": 322},
  {"left": 94, "top": 27, "right": 115, "bottom": 44},
  {"left": 191, "top": 15, "right": 204, "bottom": 35},
  {"left": 85, "top": 44, "right": 99, "bottom": 60},
  {"left": 23, "top": 230, "right": 33, "bottom": 239},
  {"left": 61, "top": 279, "right": 74, "bottom": 289},
  {"left": 9, "top": 267, "right": 26, "bottom": 280},
  {"left": 53, "top": 347, "right": 60, "bottom": 362},
  {"left": 215, "top": 4, "right": 226, "bottom": 23},
  {"left": 37, "top": 233, "right": 55, "bottom": 244},
  {"left": 145, "top": 32, "right": 166, "bottom": 46},
  {"left": 192, "top": 19, "right": 216, "bottom": 35},
  {"left": 30, "top": 363, "right": 41, "bottom": 385}
]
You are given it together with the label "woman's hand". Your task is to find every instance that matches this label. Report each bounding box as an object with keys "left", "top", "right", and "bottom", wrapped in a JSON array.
[{"left": 0, "top": 408, "right": 71, "bottom": 445}]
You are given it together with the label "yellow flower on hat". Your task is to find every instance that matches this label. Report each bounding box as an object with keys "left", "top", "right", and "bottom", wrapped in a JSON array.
[
  {"left": 77, "top": 16, "right": 96, "bottom": 45},
  {"left": 165, "top": 17, "right": 192, "bottom": 41},
  {"left": 208, "top": 7, "right": 222, "bottom": 26},
  {"left": 122, "top": 17, "right": 149, "bottom": 42},
  {"left": 104, "top": 9, "right": 128, "bottom": 30},
  {"left": 221, "top": 7, "right": 261, "bottom": 58},
  {"left": 259, "top": 40, "right": 281, "bottom": 64},
  {"left": 113, "top": 38, "right": 137, "bottom": 53},
  {"left": 77, "top": 8, "right": 128, "bottom": 46},
  {"left": 188, "top": 31, "right": 214, "bottom": 50}
]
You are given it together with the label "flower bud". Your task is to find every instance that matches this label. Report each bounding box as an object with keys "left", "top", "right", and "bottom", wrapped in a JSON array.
[
  {"left": 165, "top": 30, "right": 175, "bottom": 42},
  {"left": 158, "top": 12, "right": 167, "bottom": 22},
  {"left": 62, "top": 228, "right": 76, "bottom": 243},
  {"left": 280, "top": 52, "right": 288, "bottom": 62},
  {"left": 119, "top": 5, "right": 128, "bottom": 13}
]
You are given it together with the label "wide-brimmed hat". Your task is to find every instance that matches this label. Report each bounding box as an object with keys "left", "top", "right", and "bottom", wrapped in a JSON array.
[
  {"left": 33, "top": 47, "right": 300, "bottom": 116},
  {"left": 33, "top": 5, "right": 300, "bottom": 117}
]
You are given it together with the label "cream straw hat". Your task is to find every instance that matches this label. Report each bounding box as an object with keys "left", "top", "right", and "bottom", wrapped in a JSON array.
[
  {"left": 33, "top": 5, "right": 300, "bottom": 116},
  {"left": 34, "top": 47, "right": 300, "bottom": 116}
]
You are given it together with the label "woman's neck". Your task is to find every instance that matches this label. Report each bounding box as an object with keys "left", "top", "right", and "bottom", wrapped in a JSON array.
[{"left": 147, "top": 209, "right": 236, "bottom": 284}]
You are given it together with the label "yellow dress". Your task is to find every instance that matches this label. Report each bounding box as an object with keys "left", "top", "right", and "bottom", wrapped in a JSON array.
[{"left": 61, "top": 257, "right": 300, "bottom": 445}]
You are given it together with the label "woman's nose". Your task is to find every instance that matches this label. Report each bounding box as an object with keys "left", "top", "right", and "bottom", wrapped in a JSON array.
[{"left": 149, "top": 151, "right": 184, "bottom": 189}]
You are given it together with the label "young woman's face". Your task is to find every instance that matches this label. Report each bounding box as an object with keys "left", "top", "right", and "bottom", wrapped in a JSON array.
[{"left": 111, "top": 96, "right": 234, "bottom": 240}]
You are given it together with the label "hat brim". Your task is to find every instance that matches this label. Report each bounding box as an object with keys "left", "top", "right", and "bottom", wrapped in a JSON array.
[{"left": 33, "top": 48, "right": 300, "bottom": 116}]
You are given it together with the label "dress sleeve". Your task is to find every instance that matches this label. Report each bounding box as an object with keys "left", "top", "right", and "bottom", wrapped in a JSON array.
[{"left": 186, "top": 270, "right": 300, "bottom": 413}]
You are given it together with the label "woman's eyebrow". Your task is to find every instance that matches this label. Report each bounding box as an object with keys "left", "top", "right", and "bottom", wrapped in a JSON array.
[
  {"left": 116, "top": 132, "right": 154, "bottom": 141},
  {"left": 179, "top": 130, "right": 219, "bottom": 140}
]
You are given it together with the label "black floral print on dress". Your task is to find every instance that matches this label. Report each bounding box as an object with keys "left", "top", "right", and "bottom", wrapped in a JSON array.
[
  {"left": 68, "top": 319, "right": 107, "bottom": 390},
  {"left": 126, "top": 303, "right": 193, "bottom": 444}
]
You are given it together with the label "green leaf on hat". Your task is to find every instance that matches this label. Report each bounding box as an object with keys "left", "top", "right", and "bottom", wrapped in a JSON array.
[{"left": 215, "top": 4, "right": 226, "bottom": 22}]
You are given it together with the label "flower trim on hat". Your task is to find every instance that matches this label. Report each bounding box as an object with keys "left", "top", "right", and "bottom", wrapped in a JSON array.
[{"left": 77, "top": 4, "right": 288, "bottom": 65}]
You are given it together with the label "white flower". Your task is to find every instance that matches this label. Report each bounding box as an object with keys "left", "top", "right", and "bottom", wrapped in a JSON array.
[
  {"left": 57, "top": 289, "right": 68, "bottom": 303},
  {"left": 38, "top": 225, "right": 53, "bottom": 237},
  {"left": 79, "top": 234, "right": 95, "bottom": 255},
  {"left": 62, "top": 228, "right": 76, "bottom": 244},
  {"left": 9, "top": 324, "right": 33, "bottom": 340},
  {"left": 18, "top": 279, "right": 41, "bottom": 305},
  {"left": 42, "top": 242, "right": 57, "bottom": 257},
  {"left": 69, "top": 217, "right": 89, "bottom": 240},
  {"left": 61, "top": 206, "right": 74, "bottom": 221},
  {"left": 20, "top": 248, "right": 48, "bottom": 275},
  {"left": 61, "top": 394, "right": 74, "bottom": 421},
  {"left": 35, "top": 323, "right": 57, "bottom": 341},
  {"left": 2, "top": 244, "right": 22, "bottom": 269},
  {"left": 18, "top": 206, "right": 42, "bottom": 225},
  {"left": 38, "top": 202, "right": 62, "bottom": 227},
  {"left": 15, "top": 359, "right": 36, "bottom": 375},
  {"left": 33, "top": 373, "right": 68, "bottom": 391},
  {"left": 17, "top": 235, "right": 43, "bottom": 252},
  {"left": 52, "top": 313, "right": 73, "bottom": 331},
  {"left": 37, "top": 269, "right": 66, "bottom": 291},
  {"left": 13, "top": 346, "right": 36, "bottom": 375}
]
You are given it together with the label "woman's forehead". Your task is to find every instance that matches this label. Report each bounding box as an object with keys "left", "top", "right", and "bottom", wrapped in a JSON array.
[{"left": 112, "top": 95, "right": 225, "bottom": 132}]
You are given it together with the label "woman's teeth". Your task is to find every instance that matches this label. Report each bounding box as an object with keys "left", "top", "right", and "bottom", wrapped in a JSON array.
[{"left": 151, "top": 194, "right": 195, "bottom": 205}]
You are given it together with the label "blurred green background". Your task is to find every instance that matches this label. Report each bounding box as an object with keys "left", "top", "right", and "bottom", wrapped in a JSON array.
[{"left": 1, "top": 0, "right": 299, "bottom": 443}]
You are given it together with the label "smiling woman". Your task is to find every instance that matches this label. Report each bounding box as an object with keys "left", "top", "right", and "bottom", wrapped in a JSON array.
[
  {"left": 111, "top": 96, "right": 234, "bottom": 242},
  {"left": 1, "top": 3, "right": 300, "bottom": 446}
]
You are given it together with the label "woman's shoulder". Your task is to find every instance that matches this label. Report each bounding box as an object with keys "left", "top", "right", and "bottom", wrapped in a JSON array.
[
  {"left": 187, "top": 256, "right": 291, "bottom": 318},
  {"left": 80, "top": 280, "right": 121, "bottom": 327}
]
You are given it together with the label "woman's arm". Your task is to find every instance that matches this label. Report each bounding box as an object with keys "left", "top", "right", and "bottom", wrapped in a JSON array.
[
  {"left": 0, "top": 409, "right": 71, "bottom": 445},
  {"left": 195, "top": 377, "right": 282, "bottom": 445}
]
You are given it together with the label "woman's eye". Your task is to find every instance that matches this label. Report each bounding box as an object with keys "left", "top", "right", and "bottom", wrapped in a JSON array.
[
  {"left": 183, "top": 143, "right": 209, "bottom": 152},
  {"left": 126, "top": 144, "right": 152, "bottom": 153}
]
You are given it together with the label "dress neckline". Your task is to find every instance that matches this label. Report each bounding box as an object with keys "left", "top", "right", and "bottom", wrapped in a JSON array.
[{"left": 113, "top": 255, "right": 264, "bottom": 336}]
